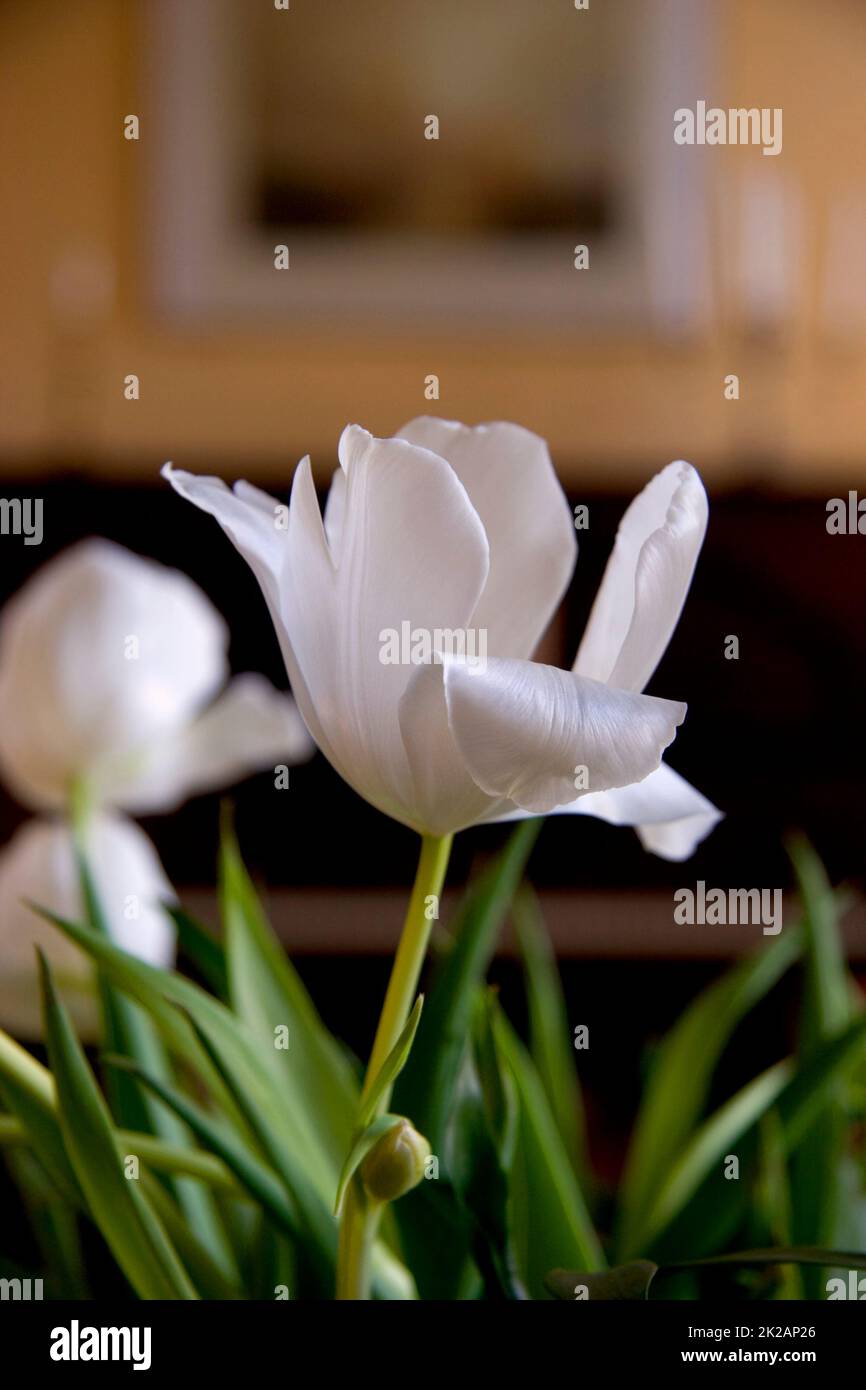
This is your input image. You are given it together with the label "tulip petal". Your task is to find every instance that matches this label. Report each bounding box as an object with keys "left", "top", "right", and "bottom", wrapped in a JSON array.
[
  {"left": 397, "top": 417, "right": 577, "bottom": 658},
  {"left": 550, "top": 762, "right": 722, "bottom": 860},
  {"left": 323, "top": 467, "right": 346, "bottom": 558},
  {"left": 574, "top": 462, "right": 708, "bottom": 692},
  {"left": 162, "top": 463, "right": 339, "bottom": 776},
  {"left": 443, "top": 656, "right": 686, "bottom": 815},
  {"left": 0, "top": 814, "right": 175, "bottom": 1039},
  {"left": 0, "top": 539, "right": 227, "bottom": 811},
  {"left": 398, "top": 662, "right": 497, "bottom": 835},
  {"left": 481, "top": 763, "right": 721, "bottom": 861},
  {"left": 103, "top": 675, "right": 314, "bottom": 814},
  {"left": 282, "top": 430, "right": 491, "bottom": 822},
  {"left": 162, "top": 465, "right": 285, "bottom": 625}
]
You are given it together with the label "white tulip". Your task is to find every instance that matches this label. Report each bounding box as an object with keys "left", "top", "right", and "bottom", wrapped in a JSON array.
[
  {"left": 0, "top": 813, "right": 175, "bottom": 1039},
  {"left": 0, "top": 538, "right": 314, "bottom": 813},
  {"left": 163, "top": 419, "right": 721, "bottom": 858}
]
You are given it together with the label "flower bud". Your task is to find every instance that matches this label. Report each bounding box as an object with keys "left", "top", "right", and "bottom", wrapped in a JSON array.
[{"left": 361, "top": 1119, "right": 431, "bottom": 1203}]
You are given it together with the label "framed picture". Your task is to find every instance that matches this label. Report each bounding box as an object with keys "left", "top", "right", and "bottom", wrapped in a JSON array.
[{"left": 146, "top": 0, "right": 715, "bottom": 334}]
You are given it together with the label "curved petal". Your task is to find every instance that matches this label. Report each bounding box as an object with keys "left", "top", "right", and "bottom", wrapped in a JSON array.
[
  {"left": 397, "top": 417, "right": 577, "bottom": 658},
  {"left": 574, "top": 462, "right": 708, "bottom": 692},
  {"left": 443, "top": 656, "right": 686, "bottom": 815},
  {"left": 0, "top": 813, "right": 175, "bottom": 1040},
  {"left": 542, "top": 762, "right": 722, "bottom": 861},
  {"left": 0, "top": 538, "right": 227, "bottom": 810},
  {"left": 162, "top": 463, "right": 337, "bottom": 775},
  {"left": 162, "top": 465, "right": 286, "bottom": 630},
  {"left": 398, "top": 662, "right": 497, "bottom": 835},
  {"left": 323, "top": 467, "right": 346, "bottom": 559},
  {"left": 285, "top": 429, "right": 490, "bottom": 824},
  {"left": 104, "top": 675, "right": 315, "bottom": 814},
  {"left": 166, "top": 437, "right": 491, "bottom": 831}
]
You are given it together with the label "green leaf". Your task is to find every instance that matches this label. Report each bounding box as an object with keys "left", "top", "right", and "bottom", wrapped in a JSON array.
[
  {"left": 788, "top": 836, "right": 855, "bottom": 1297},
  {"left": 36, "top": 903, "right": 329, "bottom": 1198},
  {"left": 334, "top": 1114, "right": 402, "bottom": 1216},
  {"left": 220, "top": 820, "right": 360, "bottom": 1169},
  {"left": 0, "top": 1104, "right": 244, "bottom": 1196},
  {"left": 33, "top": 902, "right": 247, "bottom": 1135},
  {"left": 624, "top": 1061, "right": 792, "bottom": 1259},
  {"left": 139, "top": 1172, "right": 240, "bottom": 1300},
  {"left": 74, "top": 839, "right": 154, "bottom": 1134},
  {"left": 0, "top": 1028, "right": 80, "bottom": 1205},
  {"left": 358, "top": 997, "right": 424, "bottom": 1132},
  {"left": 390, "top": 823, "right": 542, "bottom": 1300},
  {"left": 34, "top": 893, "right": 414, "bottom": 1299},
  {"left": 167, "top": 903, "right": 228, "bottom": 1000},
  {"left": 671, "top": 1245, "right": 866, "bottom": 1274},
  {"left": 755, "top": 1110, "right": 801, "bottom": 1298},
  {"left": 4, "top": 1146, "right": 89, "bottom": 1298},
  {"left": 186, "top": 1015, "right": 413, "bottom": 1299},
  {"left": 776, "top": 1014, "right": 866, "bottom": 1148},
  {"left": 789, "top": 838, "right": 852, "bottom": 1052},
  {"left": 512, "top": 886, "right": 589, "bottom": 1187},
  {"left": 546, "top": 1248, "right": 866, "bottom": 1301},
  {"left": 635, "top": 1011, "right": 866, "bottom": 1256},
  {"left": 443, "top": 998, "right": 527, "bottom": 1299},
  {"left": 73, "top": 848, "right": 240, "bottom": 1281},
  {"left": 37, "top": 905, "right": 325, "bottom": 1222},
  {"left": 39, "top": 953, "right": 198, "bottom": 1300},
  {"left": 107, "top": 1056, "right": 303, "bottom": 1240},
  {"left": 618, "top": 924, "right": 802, "bottom": 1257},
  {"left": 493, "top": 1008, "right": 604, "bottom": 1297}
]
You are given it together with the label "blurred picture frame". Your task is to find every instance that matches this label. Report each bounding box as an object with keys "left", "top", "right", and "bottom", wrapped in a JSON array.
[{"left": 145, "top": 0, "right": 715, "bottom": 336}]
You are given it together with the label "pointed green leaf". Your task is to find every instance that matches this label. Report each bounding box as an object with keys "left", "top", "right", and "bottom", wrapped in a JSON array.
[
  {"left": 512, "top": 886, "right": 589, "bottom": 1185},
  {"left": 636, "top": 1011, "right": 866, "bottom": 1256},
  {"left": 493, "top": 1007, "right": 604, "bottom": 1297},
  {"left": 107, "top": 1056, "right": 302, "bottom": 1240},
  {"left": 220, "top": 821, "right": 359, "bottom": 1169},
  {"left": 39, "top": 953, "right": 198, "bottom": 1300},
  {"left": 788, "top": 837, "right": 855, "bottom": 1297},
  {"left": 619, "top": 923, "right": 802, "bottom": 1257},
  {"left": 167, "top": 903, "right": 228, "bottom": 999},
  {"left": 0, "top": 1028, "right": 80, "bottom": 1205},
  {"left": 358, "top": 997, "right": 424, "bottom": 1132}
]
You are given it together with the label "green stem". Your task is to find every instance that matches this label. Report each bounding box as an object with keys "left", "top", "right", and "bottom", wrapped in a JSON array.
[
  {"left": 336, "top": 832, "right": 452, "bottom": 1300},
  {"left": 68, "top": 776, "right": 94, "bottom": 843}
]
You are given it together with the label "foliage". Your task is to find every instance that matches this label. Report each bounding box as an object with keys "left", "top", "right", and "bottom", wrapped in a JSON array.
[{"left": 0, "top": 823, "right": 863, "bottom": 1301}]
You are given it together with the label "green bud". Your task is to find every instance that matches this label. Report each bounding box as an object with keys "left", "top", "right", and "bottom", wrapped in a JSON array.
[{"left": 361, "top": 1119, "right": 431, "bottom": 1204}]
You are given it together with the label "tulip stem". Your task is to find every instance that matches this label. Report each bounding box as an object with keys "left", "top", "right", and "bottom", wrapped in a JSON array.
[{"left": 336, "top": 832, "right": 453, "bottom": 1300}]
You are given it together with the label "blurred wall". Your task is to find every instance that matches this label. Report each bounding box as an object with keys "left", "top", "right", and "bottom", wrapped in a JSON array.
[{"left": 1, "top": 0, "right": 866, "bottom": 486}]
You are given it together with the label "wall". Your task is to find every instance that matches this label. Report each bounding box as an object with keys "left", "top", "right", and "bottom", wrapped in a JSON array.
[{"left": 1, "top": 0, "right": 865, "bottom": 488}]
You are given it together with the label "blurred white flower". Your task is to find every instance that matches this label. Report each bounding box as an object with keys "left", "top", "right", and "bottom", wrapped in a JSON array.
[
  {"left": 164, "top": 419, "right": 721, "bottom": 859},
  {"left": 0, "top": 538, "right": 315, "bottom": 1038},
  {"left": 0, "top": 538, "right": 313, "bottom": 812},
  {"left": 0, "top": 813, "right": 175, "bottom": 1039}
]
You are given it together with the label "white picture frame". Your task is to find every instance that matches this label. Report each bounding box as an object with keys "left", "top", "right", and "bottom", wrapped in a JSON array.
[{"left": 144, "top": 0, "right": 715, "bottom": 336}]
